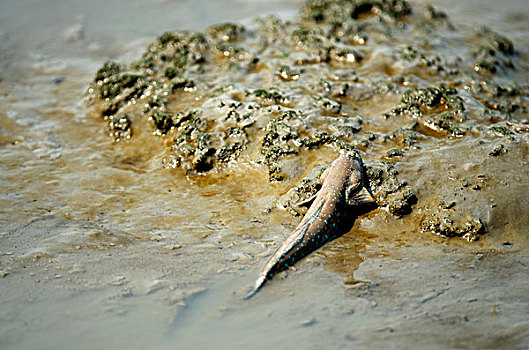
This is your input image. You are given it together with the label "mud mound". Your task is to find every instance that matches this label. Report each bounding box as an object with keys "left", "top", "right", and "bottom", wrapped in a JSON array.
[{"left": 87, "top": 0, "right": 529, "bottom": 240}]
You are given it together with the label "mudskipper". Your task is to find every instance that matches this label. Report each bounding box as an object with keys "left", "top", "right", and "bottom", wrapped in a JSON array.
[{"left": 245, "top": 150, "right": 376, "bottom": 299}]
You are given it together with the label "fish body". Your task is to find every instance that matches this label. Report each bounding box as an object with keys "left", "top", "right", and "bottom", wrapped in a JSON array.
[{"left": 245, "top": 150, "right": 375, "bottom": 299}]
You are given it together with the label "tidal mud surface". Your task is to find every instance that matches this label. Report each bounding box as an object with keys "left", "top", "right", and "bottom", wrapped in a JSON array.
[
  {"left": 1, "top": 0, "right": 529, "bottom": 349},
  {"left": 89, "top": 0, "right": 529, "bottom": 241}
]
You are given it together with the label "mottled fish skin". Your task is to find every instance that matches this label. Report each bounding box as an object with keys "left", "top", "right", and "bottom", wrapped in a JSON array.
[{"left": 245, "top": 150, "right": 375, "bottom": 299}]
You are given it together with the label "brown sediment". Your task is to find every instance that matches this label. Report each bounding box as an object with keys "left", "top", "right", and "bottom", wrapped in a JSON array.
[
  {"left": 82, "top": 1, "right": 529, "bottom": 287},
  {"left": 323, "top": 228, "right": 378, "bottom": 285},
  {"left": 1, "top": 0, "right": 529, "bottom": 348}
]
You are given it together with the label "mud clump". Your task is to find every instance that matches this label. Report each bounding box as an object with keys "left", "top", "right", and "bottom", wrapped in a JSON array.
[
  {"left": 489, "top": 143, "right": 506, "bottom": 157},
  {"left": 473, "top": 26, "right": 516, "bottom": 75},
  {"left": 420, "top": 214, "right": 484, "bottom": 242},
  {"left": 387, "top": 190, "right": 417, "bottom": 217},
  {"left": 107, "top": 113, "right": 132, "bottom": 142},
  {"left": 87, "top": 0, "right": 529, "bottom": 241},
  {"left": 385, "top": 85, "right": 467, "bottom": 137},
  {"left": 365, "top": 162, "right": 417, "bottom": 218},
  {"left": 260, "top": 110, "right": 353, "bottom": 181}
]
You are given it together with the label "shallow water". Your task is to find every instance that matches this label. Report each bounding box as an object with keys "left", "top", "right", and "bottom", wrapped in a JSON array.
[{"left": 1, "top": 0, "right": 529, "bottom": 349}]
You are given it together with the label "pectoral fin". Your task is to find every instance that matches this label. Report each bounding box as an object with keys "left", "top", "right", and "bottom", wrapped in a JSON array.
[
  {"left": 295, "top": 192, "right": 317, "bottom": 208},
  {"left": 346, "top": 186, "right": 376, "bottom": 205},
  {"left": 319, "top": 166, "right": 330, "bottom": 183}
]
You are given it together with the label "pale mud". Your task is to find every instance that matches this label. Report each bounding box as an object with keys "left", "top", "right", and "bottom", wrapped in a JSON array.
[{"left": 1, "top": 0, "right": 529, "bottom": 349}]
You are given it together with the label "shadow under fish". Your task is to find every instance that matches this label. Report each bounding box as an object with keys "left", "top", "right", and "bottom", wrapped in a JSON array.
[{"left": 245, "top": 150, "right": 377, "bottom": 299}]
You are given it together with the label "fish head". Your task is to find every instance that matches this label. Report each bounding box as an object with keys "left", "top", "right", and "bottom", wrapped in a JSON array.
[
  {"left": 340, "top": 148, "right": 361, "bottom": 162},
  {"left": 341, "top": 150, "right": 377, "bottom": 206},
  {"left": 340, "top": 148, "right": 364, "bottom": 170}
]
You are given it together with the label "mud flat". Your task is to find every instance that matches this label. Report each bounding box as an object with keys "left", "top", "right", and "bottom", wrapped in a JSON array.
[{"left": 1, "top": 0, "right": 528, "bottom": 349}]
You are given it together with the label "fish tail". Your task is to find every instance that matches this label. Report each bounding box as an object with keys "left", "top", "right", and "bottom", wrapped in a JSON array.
[
  {"left": 244, "top": 274, "right": 267, "bottom": 300},
  {"left": 244, "top": 213, "right": 317, "bottom": 300},
  {"left": 244, "top": 244, "right": 286, "bottom": 300}
]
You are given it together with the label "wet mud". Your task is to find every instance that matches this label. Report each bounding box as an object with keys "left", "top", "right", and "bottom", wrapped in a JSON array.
[
  {"left": 87, "top": 0, "right": 529, "bottom": 242},
  {"left": 1, "top": 0, "right": 529, "bottom": 349}
]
